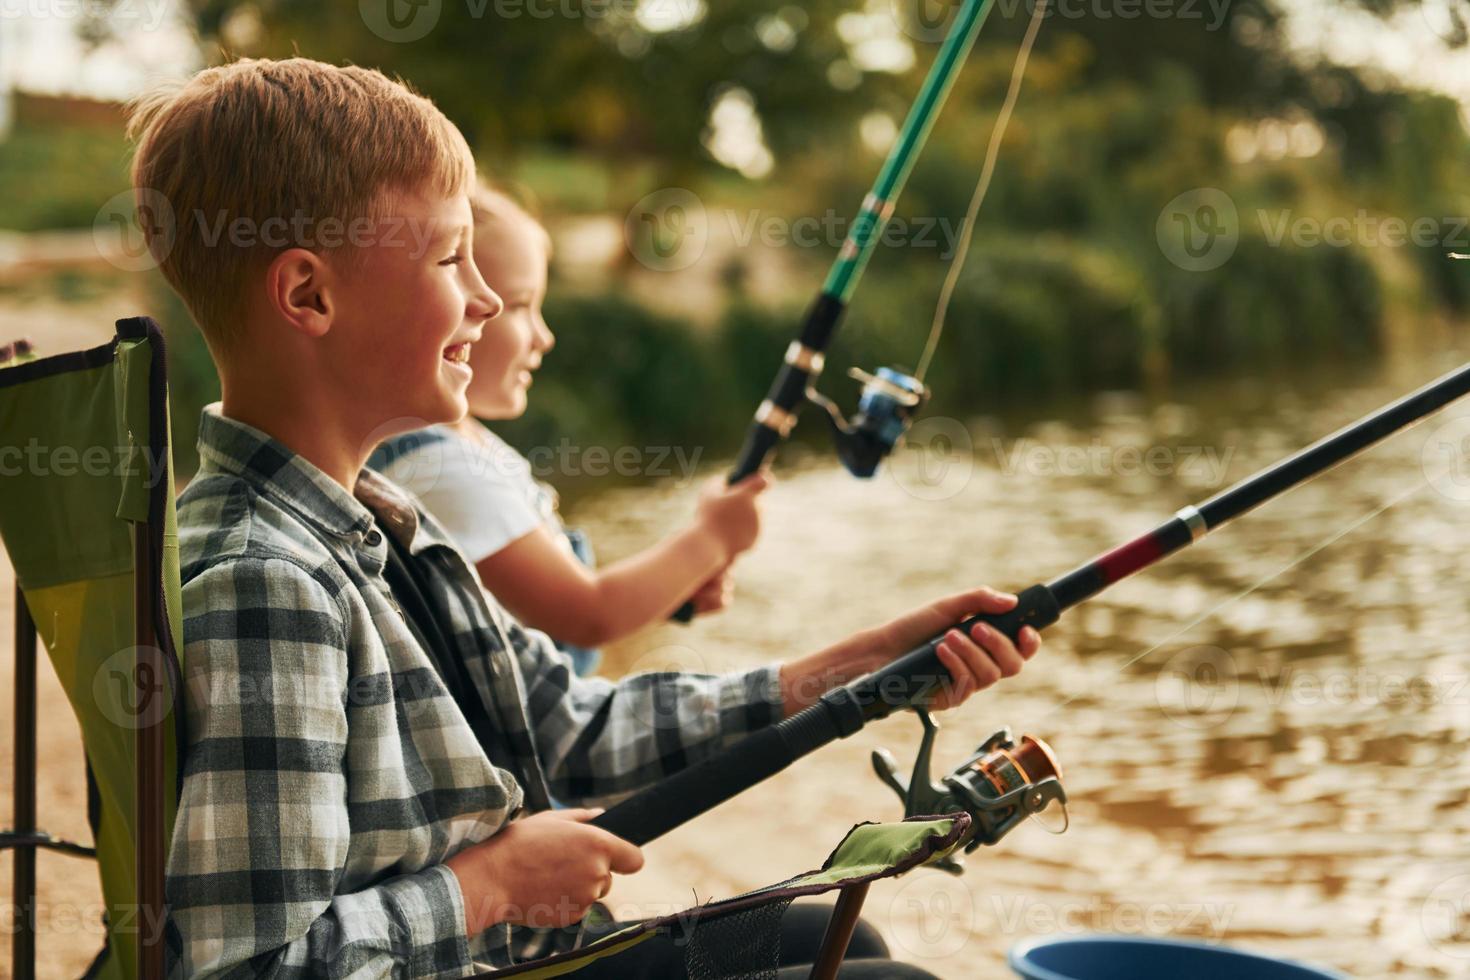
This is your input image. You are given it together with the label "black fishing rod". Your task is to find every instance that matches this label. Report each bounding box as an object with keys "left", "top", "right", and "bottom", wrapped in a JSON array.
[{"left": 595, "top": 360, "right": 1470, "bottom": 847}]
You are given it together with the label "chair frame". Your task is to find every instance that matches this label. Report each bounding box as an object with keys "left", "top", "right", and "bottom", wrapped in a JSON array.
[{"left": 3, "top": 323, "right": 172, "bottom": 980}]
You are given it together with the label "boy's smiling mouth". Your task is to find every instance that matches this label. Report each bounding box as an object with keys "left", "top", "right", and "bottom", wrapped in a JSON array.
[{"left": 443, "top": 343, "right": 472, "bottom": 365}]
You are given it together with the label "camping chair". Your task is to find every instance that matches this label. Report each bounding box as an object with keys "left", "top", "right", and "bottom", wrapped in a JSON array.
[
  {"left": 0, "top": 317, "right": 182, "bottom": 980},
  {"left": 0, "top": 318, "right": 966, "bottom": 980}
]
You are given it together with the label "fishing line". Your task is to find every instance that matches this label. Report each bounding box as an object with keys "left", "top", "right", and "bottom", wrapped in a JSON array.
[
  {"left": 915, "top": 0, "right": 1050, "bottom": 384},
  {"left": 599, "top": 360, "right": 1470, "bottom": 849},
  {"left": 1043, "top": 475, "right": 1430, "bottom": 720}
]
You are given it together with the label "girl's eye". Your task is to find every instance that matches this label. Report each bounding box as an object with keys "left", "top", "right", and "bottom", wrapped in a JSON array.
[{"left": 439, "top": 253, "right": 465, "bottom": 266}]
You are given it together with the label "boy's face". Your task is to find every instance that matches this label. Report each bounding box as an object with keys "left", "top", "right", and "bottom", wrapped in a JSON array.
[
  {"left": 464, "top": 214, "right": 553, "bottom": 420},
  {"left": 326, "top": 192, "right": 502, "bottom": 436}
]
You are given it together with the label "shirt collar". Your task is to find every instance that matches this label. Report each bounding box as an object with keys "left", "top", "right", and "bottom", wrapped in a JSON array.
[
  {"left": 194, "top": 405, "right": 468, "bottom": 569},
  {"left": 194, "top": 404, "right": 397, "bottom": 548},
  {"left": 356, "top": 467, "right": 432, "bottom": 553}
]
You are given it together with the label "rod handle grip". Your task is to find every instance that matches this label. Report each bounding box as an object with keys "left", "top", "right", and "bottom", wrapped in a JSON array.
[
  {"left": 854, "top": 584, "right": 1061, "bottom": 718},
  {"left": 589, "top": 689, "right": 861, "bottom": 845},
  {"left": 672, "top": 437, "right": 778, "bottom": 624}
]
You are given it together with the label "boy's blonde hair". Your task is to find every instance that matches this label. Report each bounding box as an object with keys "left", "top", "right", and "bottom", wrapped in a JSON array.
[
  {"left": 470, "top": 181, "right": 554, "bottom": 261},
  {"left": 127, "top": 57, "right": 475, "bottom": 353}
]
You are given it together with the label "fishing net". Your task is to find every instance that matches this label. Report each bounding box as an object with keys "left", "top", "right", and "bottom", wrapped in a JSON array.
[{"left": 683, "top": 896, "right": 796, "bottom": 980}]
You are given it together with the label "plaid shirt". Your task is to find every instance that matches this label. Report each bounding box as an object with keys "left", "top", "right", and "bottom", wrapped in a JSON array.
[{"left": 166, "top": 406, "right": 784, "bottom": 978}]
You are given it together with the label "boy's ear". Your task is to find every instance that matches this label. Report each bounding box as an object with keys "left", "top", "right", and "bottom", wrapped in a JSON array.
[{"left": 266, "top": 248, "right": 334, "bottom": 339}]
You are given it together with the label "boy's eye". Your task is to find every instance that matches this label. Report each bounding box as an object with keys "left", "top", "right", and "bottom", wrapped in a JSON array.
[{"left": 439, "top": 252, "right": 465, "bottom": 266}]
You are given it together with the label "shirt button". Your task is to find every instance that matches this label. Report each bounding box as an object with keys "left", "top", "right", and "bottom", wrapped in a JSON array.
[{"left": 365, "top": 529, "right": 382, "bottom": 547}]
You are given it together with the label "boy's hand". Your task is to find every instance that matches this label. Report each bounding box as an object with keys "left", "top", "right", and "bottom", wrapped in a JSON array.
[
  {"left": 779, "top": 587, "right": 1042, "bottom": 714},
  {"left": 868, "top": 587, "right": 1040, "bottom": 710},
  {"left": 694, "top": 471, "right": 770, "bottom": 562},
  {"left": 445, "top": 808, "right": 644, "bottom": 933}
]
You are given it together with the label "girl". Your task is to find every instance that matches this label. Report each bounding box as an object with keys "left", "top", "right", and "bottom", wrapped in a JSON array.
[{"left": 372, "top": 184, "right": 767, "bottom": 674}]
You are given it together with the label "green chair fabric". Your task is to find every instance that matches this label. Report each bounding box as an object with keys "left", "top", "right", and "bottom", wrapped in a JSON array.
[
  {"left": 0, "top": 317, "right": 182, "bottom": 980},
  {"left": 487, "top": 814, "right": 972, "bottom": 979}
]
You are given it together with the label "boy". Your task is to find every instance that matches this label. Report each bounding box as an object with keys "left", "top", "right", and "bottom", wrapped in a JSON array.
[{"left": 130, "top": 57, "right": 1042, "bottom": 977}]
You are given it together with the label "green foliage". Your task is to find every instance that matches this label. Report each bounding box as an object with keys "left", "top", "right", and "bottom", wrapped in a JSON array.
[
  {"left": 498, "top": 291, "right": 740, "bottom": 451},
  {"left": 181, "top": 0, "right": 893, "bottom": 194},
  {"left": 0, "top": 122, "right": 131, "bottom": 230},
  {"left": 150, "top": 275, "right": 220, "bottom": 480},
  {"left": 63, "top": 0, "right": 1470, "bottom": 482}
]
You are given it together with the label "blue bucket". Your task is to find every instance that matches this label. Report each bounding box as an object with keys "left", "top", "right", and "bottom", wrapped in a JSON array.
[{"left": 1009, "top": 935, "right": 1347, "bottom": 980}]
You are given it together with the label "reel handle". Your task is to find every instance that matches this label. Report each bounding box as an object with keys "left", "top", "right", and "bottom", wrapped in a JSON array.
[{"left": 847, "top": 584, "right": 1062, "bottom": 720}]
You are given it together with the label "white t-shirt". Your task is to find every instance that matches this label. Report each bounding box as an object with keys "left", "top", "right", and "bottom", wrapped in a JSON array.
[{"left": 374, "top": 425, "right": 564, "bottom": 565}]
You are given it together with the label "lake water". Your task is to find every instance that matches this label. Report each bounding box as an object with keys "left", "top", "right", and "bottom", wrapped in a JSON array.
[{"left": 578, "top": 346, "right": 1470, "bottom": 979}]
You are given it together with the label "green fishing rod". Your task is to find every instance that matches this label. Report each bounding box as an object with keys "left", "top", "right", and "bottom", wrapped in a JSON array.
[
  {"left": 727, "top": 0, "right": 998, "bottom": 486},
  {"left": 672, "top": 0, "right": 1006, "bottom": 622}
]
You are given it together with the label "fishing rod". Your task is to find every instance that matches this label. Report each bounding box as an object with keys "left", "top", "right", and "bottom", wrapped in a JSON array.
[
  {"left": 596, "top": 359, "right": 1470, "bottom": 853},
  {"left": 672, "top": 0, "right": 1032, "bottom": 621},
  {"left": 722, "top": 0, "right": 997, "bottom": 488}
]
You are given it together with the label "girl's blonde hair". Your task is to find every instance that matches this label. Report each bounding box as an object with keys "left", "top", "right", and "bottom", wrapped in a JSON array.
[{"left": 469, "top": 181, "right": 553, "bottom": 262}]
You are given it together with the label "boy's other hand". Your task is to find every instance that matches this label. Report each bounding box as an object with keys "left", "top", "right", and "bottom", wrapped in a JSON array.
[
  {"left": 694, "top": 470, "right": 770, "bottom": 561},
  {"left": 779, "top": 587, "right": 1041, "bottom": 714},
  {"left": 445, "top": 808, "right": 644, "bottom": 934},
  {"left": 867, "top": 587, "right": 1041, "bottom": 711}
]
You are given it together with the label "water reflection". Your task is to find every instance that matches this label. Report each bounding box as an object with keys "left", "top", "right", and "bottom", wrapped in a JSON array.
[{"left": 576, "top": 349, "right": 1470, "bottom": 979}]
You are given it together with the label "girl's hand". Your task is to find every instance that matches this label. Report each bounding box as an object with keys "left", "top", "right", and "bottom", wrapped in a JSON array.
[
  {"left": 694, "top": 471, "right": 770, "bottom": 562},
  {"left": 689, "top": 567, "right": 734, "bottom": 615}
]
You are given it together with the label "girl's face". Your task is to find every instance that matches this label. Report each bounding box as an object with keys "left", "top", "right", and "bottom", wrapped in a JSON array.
[{"left": 464, "top": 213, "right": 553, "bottom": 420}]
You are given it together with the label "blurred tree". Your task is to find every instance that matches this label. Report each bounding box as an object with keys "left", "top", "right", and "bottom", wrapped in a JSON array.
[
  {"left": 176, "top": 0, "right": 898, "bottom": 193},
  {"left": 76, "top": 0, "right": 1470, "bottom": 451},
  {"left": 78, "top": 0, "right": 1467, "bottom": 222}
]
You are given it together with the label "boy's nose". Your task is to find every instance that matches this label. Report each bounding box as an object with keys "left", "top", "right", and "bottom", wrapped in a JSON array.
[
  {"left": 471, "top": 285, "right": 504, "bottom": 322},
  {"left": 535, "top": 315, "right": 555, "bottom": 352}
]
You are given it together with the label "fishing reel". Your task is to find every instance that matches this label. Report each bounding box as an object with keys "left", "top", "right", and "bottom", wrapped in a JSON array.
[
  {"left": 808, "top": 366, "right": 929, "bottom": 478},
  {"left": 872, "top": 711, "right": 1067, "bottom": 873}
]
